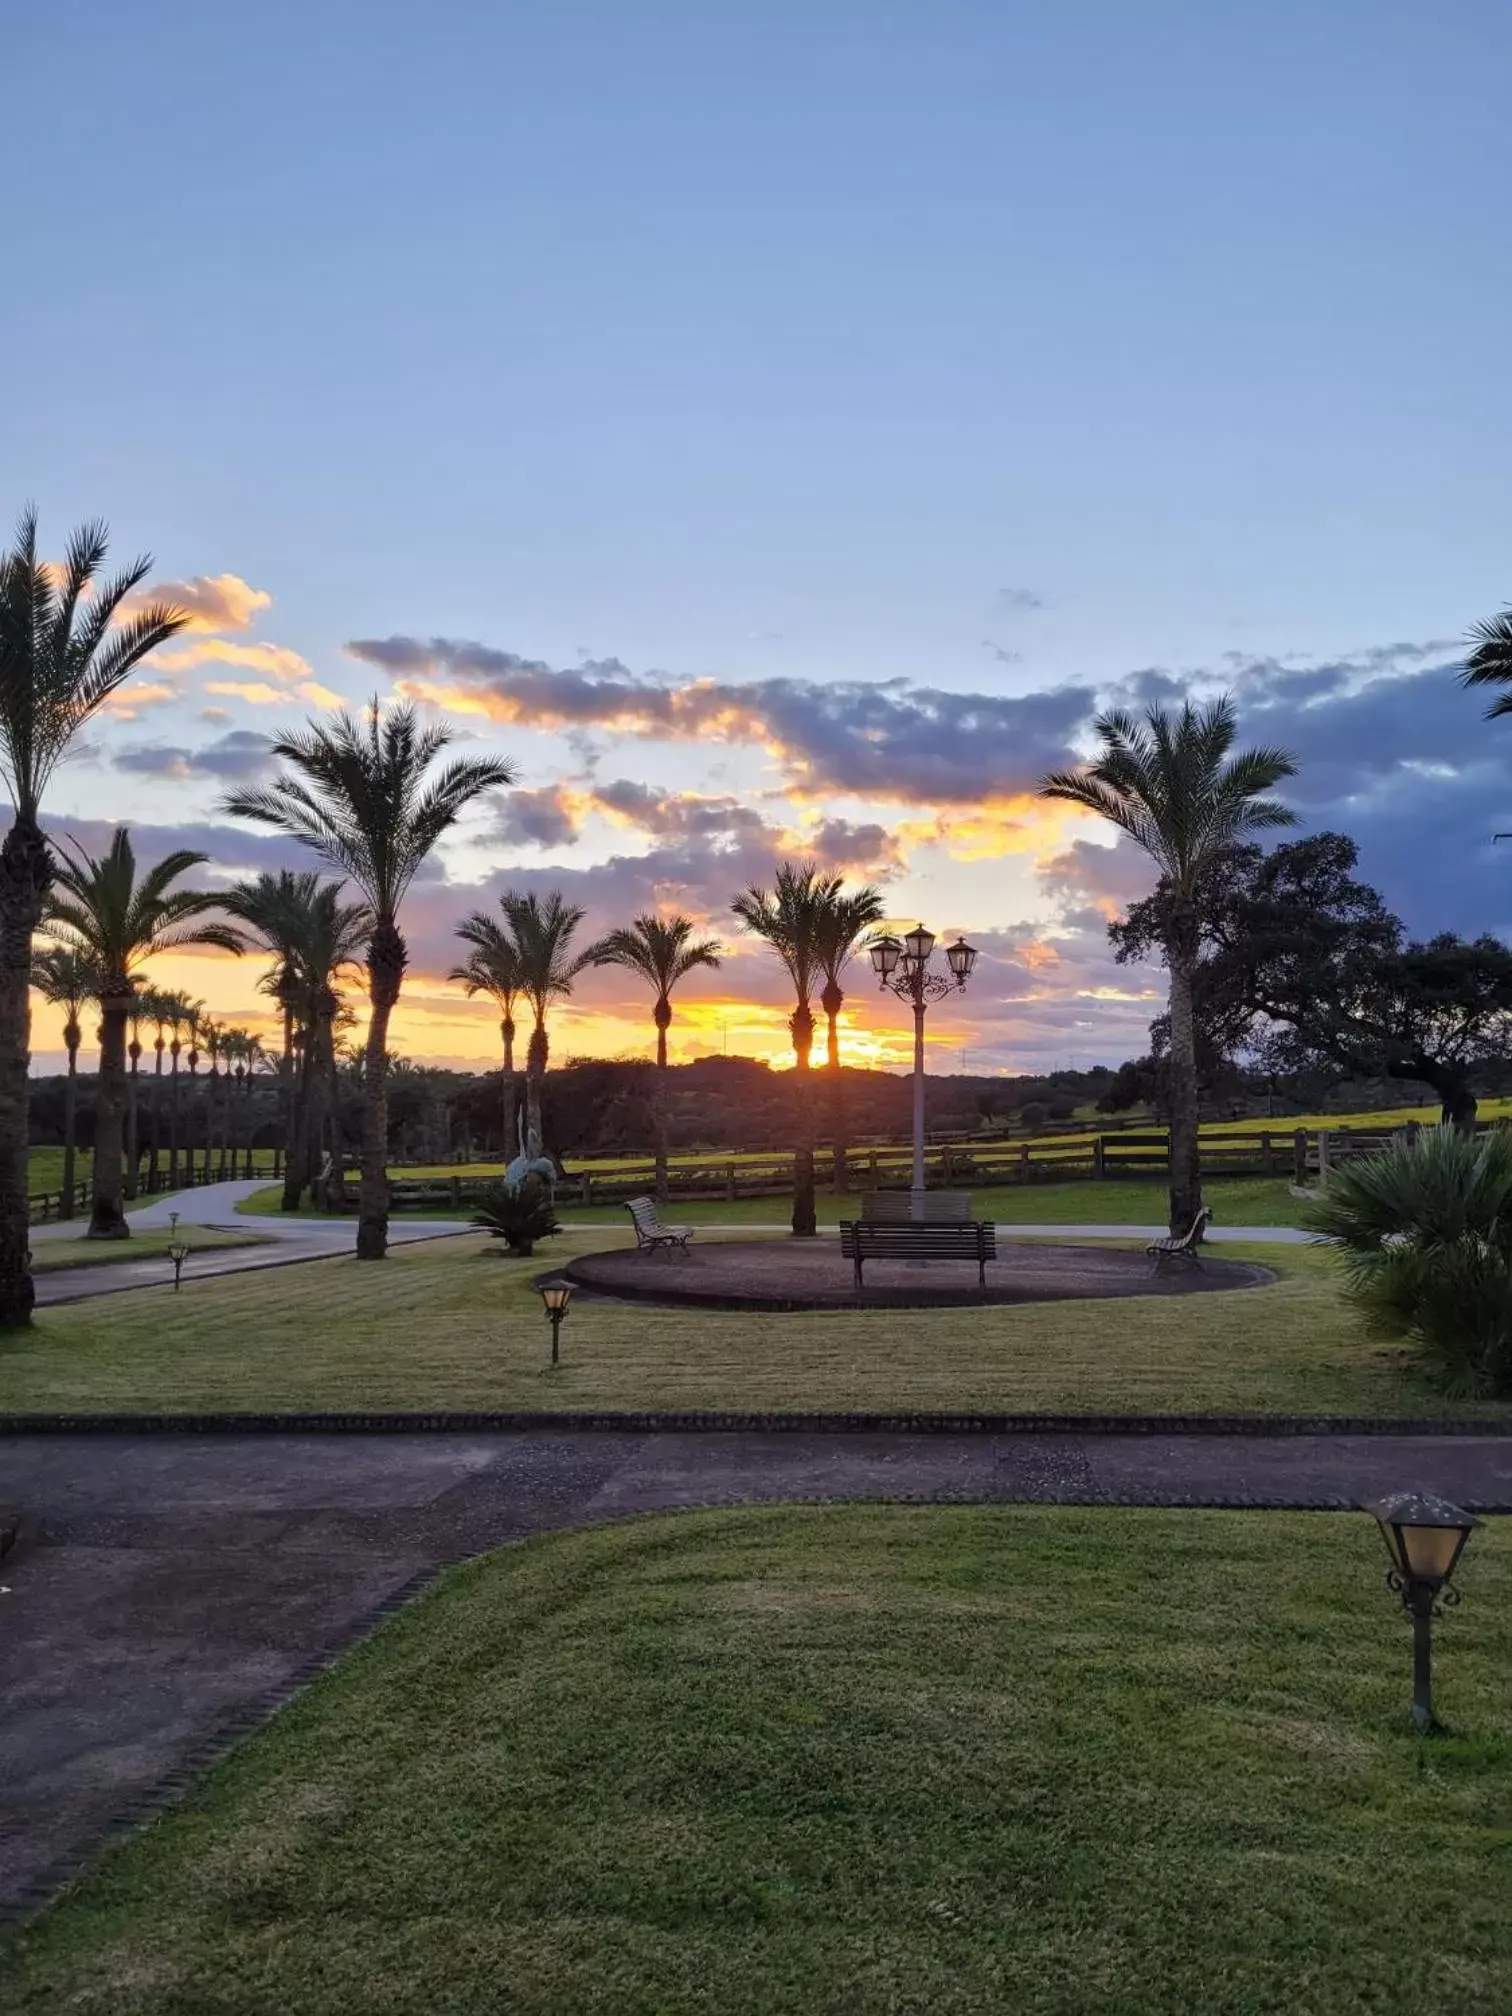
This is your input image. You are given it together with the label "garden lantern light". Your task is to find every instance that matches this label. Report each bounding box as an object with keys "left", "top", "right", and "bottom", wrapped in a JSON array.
[
  {"left": 868, "top": 935, "right": 902, "bottom": 982},
  {"left": 166, "top": 1231, "right": 191, "bottom": 1290},
  {"left": 539, "top": 1278, "right": 573, "bottom": 1364},
  {"left": 1367, "top": 1491, "right": 1478, "bottom": 1733},
  {"left": 945, "top": 937, "right": 978, "bottom": 985}
]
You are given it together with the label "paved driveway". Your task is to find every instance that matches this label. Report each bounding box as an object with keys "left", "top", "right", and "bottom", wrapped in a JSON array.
[{"left": 2, "top": 1424, "right": 1509, "bottom": 1918}]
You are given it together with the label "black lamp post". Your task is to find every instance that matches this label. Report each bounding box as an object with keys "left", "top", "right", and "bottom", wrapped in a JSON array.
[
  {"left": 1368, "top": 1492, "right": 1479, "bottom": 1733},
  {"left": 869, "top": 925, "right": 978, "bottom": 1214},
  {"left": 538, "top": 1279, "right": 572, "bottom": 1365},
  {"left": 165, "top": 1211, "right": 190, "bottom": 1292}
]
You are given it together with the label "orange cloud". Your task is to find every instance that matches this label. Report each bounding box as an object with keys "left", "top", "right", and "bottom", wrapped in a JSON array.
[
  {"left": 125, "top": 573, "right": 271, "bottom": 635},
  {"left": 158, "top": 638, "right": 313, "bottom": 684},
  {"left": 204, "top": 677, "right": 343, "bottom": 709},
  {"left": 101, "top": 679, "right": 177, "bottom": 721}
]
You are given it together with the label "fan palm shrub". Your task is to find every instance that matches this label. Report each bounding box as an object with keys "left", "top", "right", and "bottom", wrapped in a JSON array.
[
  {"left": 1306, "top": 1125, "right": 1512, "bottom": 1397},
  {"left": 471, "top": 1181, "right": 561, "bottom": 1257}
]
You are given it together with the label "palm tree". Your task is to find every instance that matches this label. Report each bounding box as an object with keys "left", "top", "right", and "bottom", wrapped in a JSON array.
[
  {"left": 1039, "top": 698, "right": 1295, "bottom": 1235},
  {"left": 125, "top": 989, "right": 147, "bottom": 1197},
  {"left": 0, "top": 511, "right": 185, "bottom": 1319},
  {"left": 593, "top": 914, "right": 722, "bottom": 1199},
  {"left": 813, "top": 884, "right": 886, "bottom": 1192},
  {"left": 1462, "top": 608, "right": 1512, "bottom": 715},
  {"left": 449, "top": 920, "right": 524, "bottom": 1159},
  {"left": 288, "top": 885, "right": 371, "bottom": 1209},
  {"left": 220, "top": 870, "right": 322, "bottom": 1205},
  {"left": 492, "top": 890, "right": 601, "bottom": 1155},
  {"left": 46, "top": 831, "right": 239, "bottom": 1238},
  {"left": 224, "top": 702, "right": 515, "bottom": 1257},
  {"left": 198, "top": 1015, "right": 225, "bottom": 1180},
  {"left": 731, "top": 862, "right": 840, "bottom": 1236},
  {"left": 162, "top": 990, "right": 200, "bottom": 1190},
  {"left": 31, "top": 945, "right": 96, "bottom": 1219},
  {"left": 144, "top": 989, "right": 171, "bottom": 1189}
]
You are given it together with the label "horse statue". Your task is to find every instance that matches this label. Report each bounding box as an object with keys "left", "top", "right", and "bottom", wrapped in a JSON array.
[{"left": 503, "top": 1114, "right": 557, "bottom": 1198}]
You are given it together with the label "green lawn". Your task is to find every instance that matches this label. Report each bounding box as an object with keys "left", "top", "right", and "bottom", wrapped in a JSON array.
[
  {"left": 235, "top": 1173, "right": 1310, "bottom": 1228},
  {"left": 5, "top": 1506, "right": 1509, "bottom": 2015},
  {"left": 29, "top": 1226, "right": 267, "bottom": 1274},
  {"left": 0, "top": 1231, "right": 1498, "bottom": 1418}
]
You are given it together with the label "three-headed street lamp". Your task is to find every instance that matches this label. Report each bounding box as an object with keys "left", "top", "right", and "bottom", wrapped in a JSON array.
[
  {"left": 869, "top": 924, "right": 979, "bottom": 1213},
  {"left": 1368, "top": 1492, "right": 1479, "bottom": 1733}
]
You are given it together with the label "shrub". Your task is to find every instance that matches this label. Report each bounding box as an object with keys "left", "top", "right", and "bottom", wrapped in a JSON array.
[
  {"left": 1306, "top": 1126, "right": 1512, "bottom": 1397},
  {"left": 471, "top": 1179, "right": 561, "bottom": 1258}
]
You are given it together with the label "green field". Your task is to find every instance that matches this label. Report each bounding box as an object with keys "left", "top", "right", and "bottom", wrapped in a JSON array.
[
  {"left": 0, "top": 1230, "right": 1498, "bottom": 1419},
  {"left": 235, "top": 1172, "right": 1309, "bottom": 1227},
  {"left": 6, "top": 1505, "right": 1509, "bottom": 2015},
  {"left": 29, "top": 1226, "right": 267, "bottom": 1274}
]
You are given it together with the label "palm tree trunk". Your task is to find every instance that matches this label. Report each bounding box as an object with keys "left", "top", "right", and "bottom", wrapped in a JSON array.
[
  {"left": 1165, "top": 924, "right": 1203, "bottom": 1239},
  {"left": 88, "top": 993, "right": 132, "bottom": 1239},
  {"left": 790, "top": 1000, "right": 817, "bottom": 1237},
  {"left": 62, "top": 1034, "right": 79, "bottom": 1220},
  {"left": 526, "top": 1019, "right": 547, "bottom": 1152},
  {"left": 357, "top": 922, "right": 404, "bottom": 1259},
  {"left": 823, "top": 994, "right": 847, "bottom": 1193},
  {"left": 653, "top": 1004, "right": 671, "bottom": 1202},
  {"left": 501, "top": 1015, "right": 517, "bottom": 1159},
  {"left": 125, "top": 1042, "right": 140, "bottom": 1199},
  {"left": 168, "top": 1048, "right": 181, "bottom": 1189},
  {"left": 149, "top": 1045, "right": 163, "bottom": 1190},
  {"left": 279, "top": 1005, "right": 302, "bottom": 1208},
  {"left": 0, "top": 815, "right": 51, "bottom": 1324}
]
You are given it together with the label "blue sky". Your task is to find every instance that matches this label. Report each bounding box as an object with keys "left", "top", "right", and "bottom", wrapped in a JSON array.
[{"left": 6, "top": 1, "right": 1512, "bottom": 1072}]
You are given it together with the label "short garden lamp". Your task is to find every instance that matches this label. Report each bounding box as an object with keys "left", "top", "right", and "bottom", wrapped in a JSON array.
[
  {"left": 539, "top": 1279, "right": 572, "bottom": 1365},
  {"left": 944, "top": 936, "right": 978, "bottom": 986},
  {"left": 166, "top": 1228, "right": 191, "bottom": 1291},
  {"left": 869, "top": 934, "right": 902, "bottom": 984},
  {"left": 1368, "top": 1491, "right": 1479, "bottom": 1733}
]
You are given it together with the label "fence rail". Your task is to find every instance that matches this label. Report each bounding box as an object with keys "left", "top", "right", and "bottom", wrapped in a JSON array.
[{"left": 28, "top": 1150, "right": 284, "bottom": 1226}]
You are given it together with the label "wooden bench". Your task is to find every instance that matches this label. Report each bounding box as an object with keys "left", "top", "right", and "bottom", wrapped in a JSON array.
[
  {"left": 1145, "top": 1206, "right": 1213, "bottom": 1272},
  {"left": 861, "top": 1190, "right": 974, "bottom": 1223},
  {"left": 625, "top": 1195, "right": 694, "bottom": 1255},
  {"left": 839, "top": 1219, "right": 996, "bottom": 1289}
]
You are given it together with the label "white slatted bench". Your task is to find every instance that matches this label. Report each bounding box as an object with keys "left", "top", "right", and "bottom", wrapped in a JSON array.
[
  {"left": 1145, "top": 1206, "right": 1213, "bottom": 1273},
  {"left": 839, "top": 1218, "right": 997, "bottom": 1289},
  {"left": 624, "top": 1195, "right": 694, "bottom": 1255}
]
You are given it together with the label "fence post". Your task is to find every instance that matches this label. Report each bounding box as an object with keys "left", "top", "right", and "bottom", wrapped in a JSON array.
[
  {"left": 450, "top": 1177, "right": 461, "bottom": 1210},
  {"left": 583, "top": 1172, "right": 593, "bottom": 1207},
  {"left": 1260, "top": 1130, "right": 1274, "bottom": 1174},
  {"left": 1317, "top": 1130, "right": 1332, "bottom": 1184},
  {"left": 1092, "top": 1135, "right": 1105, "bottom": 1180},
  {"left": 1293, "top": 1129, "right": 1307, "bottom": 1185},
  {"left": 726, "top": 1162, "right": 736, "bottom": 1202}
]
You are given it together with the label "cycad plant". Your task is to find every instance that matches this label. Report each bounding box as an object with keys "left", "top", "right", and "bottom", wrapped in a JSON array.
[
  {"left": 225, "top": 702, "right": 515, "bottom": 1256},
  {"left": 593, "top": 913, "right": 722, "bottom": 1198},
  {"left": 46, "top": 831, "right": 239, "bottom": 1237},
  {"left": 1040, "top": 699, "right": 1295, "bottom": 1236},
  {"left": 0, "top": 511, "right": 185, "bottom": 1317},
  {"left": 732, "top": 862, "right": 840, "bottom": 1236},
  {"left": 1307, "top": 1126, "right": 1512, "bottom": 1398},
  {"left": 31, "top": 944, "right": 96, "bottom": 1217}
]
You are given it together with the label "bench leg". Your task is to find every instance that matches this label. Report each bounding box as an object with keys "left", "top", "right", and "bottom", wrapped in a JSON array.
[{"left": 853, "top": 1253, "right": 864, "bottom": 1290}]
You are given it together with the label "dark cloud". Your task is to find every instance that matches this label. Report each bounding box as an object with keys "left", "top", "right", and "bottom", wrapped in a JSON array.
[
  {"left": 496, "top": 785, "right": 580, "bottom": 849},
  {"left": 981, "top": 639, "right": 1023, "bottom": 665},
  {"left": 996, "top": 587, "right": 1044, "bottom": 611},
  {"left": 345, "top": 633, "right": 1093, "bottom": 805},
  {"left": 114, "top": 731, "right": 272, "bottom": 783}
]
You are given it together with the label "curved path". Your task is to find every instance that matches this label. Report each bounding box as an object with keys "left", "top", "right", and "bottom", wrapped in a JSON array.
[{"left": 2, "top": 1422, "right": 1509, "bottom": 1918}]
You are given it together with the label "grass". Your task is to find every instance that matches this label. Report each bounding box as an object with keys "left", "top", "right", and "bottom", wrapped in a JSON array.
[
  {"left": 29, "top": 1226, "right": 267, "bottom": 1274},
  {"left": 1, "top": 1230, "right": 1501, "bottom": 1418},
  {"left": 5, "top": 1505, "right": 1510, "bottom": 2015},
  {"left": 234, "top": 1173, "right": 1311, "bottom": 1228}
]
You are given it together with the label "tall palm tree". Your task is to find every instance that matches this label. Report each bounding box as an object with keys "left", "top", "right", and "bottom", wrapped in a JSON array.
[
  {"left": 31, "top": 945, "right": 96, "bottom": 1219},
  {"left": 46, "top": 831, "right": 239, "bottom": 1238},
  {"left": 813, "top": 883, "right": 886, "bottom": 1192},
  {"left": 731, "top": 862, "right": 840, "bottom": 1236},
  {"left": 198, "top": 1015, "right": 226, "bottom": 1180},
  {"left": 449, "top": 920, "right": 524, "bottom": 1158},
  {"left": 125, "top": 989, "right": 147, "bottom": 1197},
  {"left": 224, "top": 702, "right": 515, "bottom": 1257},
  {"left": 287, "top": 885, "right": 370, "bottom": 1209},
  {"left": 492, "top": 890, "right": 601, "bottom": 1155},
  {"left": 1462, "top": 607, "right": 1512, "bottom": 715},
  {"left": 0, "top": 511, "right": 185, "bottom": 1320},
  {"left": 220, "top": 869, "right": 323, "bottom": 1204},
  {"left": 1039, "top": 697, "right": 1295, "bottom": 1235},
  {"left": 593, "top": 913, "right": 722, "bottom": 1199},
  {"left": 144, "top": 988, "right": 171, "bottom": 1189},
  {"left": 162, "top": 990, "right": 200, "bottom": 1190}
]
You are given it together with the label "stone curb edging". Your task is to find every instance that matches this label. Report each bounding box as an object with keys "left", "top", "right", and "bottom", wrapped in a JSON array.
[
  {"left": 8, "top": 1476, "right": 1489, "bottom": 1943},
  {"left": 0, "top": 1408, "right": 1508, "bottom": 1437}
]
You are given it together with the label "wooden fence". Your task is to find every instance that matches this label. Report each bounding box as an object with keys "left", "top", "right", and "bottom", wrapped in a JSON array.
[{"left": 29, "top": 1150, "right": 284, "bottom": 1225}]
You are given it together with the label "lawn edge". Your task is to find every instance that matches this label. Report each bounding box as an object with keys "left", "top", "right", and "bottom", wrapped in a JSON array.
[{"left": 1, "top": 1407, "right": 1507, "bottom": 1435}]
